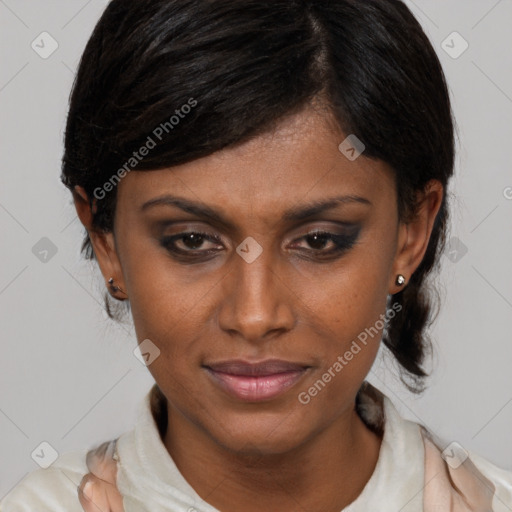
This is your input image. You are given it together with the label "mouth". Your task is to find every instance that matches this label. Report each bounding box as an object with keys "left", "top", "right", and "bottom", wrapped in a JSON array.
[{"left": 203, "top": 359, "right": 311, "bottom": 402}]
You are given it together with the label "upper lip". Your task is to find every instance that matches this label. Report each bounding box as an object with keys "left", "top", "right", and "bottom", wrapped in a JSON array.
[{"left": 204, "top": 359, "right": 310, "bottom": 376}]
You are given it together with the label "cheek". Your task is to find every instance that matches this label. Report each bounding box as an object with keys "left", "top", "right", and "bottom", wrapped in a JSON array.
[
  {"left": 121, "top": 246, "right": 223, "bottom": 390},
  {"left": 297, "top": 238, "right": 394, "bottom": 383},
  {"left": 126, "top": 273, "right": 207, "bottom": 398},
  {"left": 302, "top": 236, "right": 393, "bottom": 335},
  {"left": 127, "top": 273, "right": 208, "bottom": 357},
  {"left": 119, "top": 230, "right": 210, "bottom": 334},
  {"left": 295, "top": 282, "right": 388, "bottom": 410}
]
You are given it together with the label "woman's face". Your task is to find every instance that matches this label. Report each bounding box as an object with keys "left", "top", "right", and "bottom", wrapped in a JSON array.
[{"left": 85, "top": 106, "right": 439, "bottom": 455}]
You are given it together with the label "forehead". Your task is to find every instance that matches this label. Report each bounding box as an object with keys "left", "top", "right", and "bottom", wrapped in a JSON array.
[{"left": 116, "top": 107, "right": 394, "bottom": 221}]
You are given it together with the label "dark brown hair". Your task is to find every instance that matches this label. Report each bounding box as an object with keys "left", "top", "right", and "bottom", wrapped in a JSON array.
[{"left": 61, "top": 0, "right": 455, "bottom": 392}]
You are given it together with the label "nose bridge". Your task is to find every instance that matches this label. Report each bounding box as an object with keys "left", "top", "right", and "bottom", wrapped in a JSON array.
[
  {"left": 239, "top": 248, "right": 275, "bottom": 305},
  {"left": 219, "top": 245, "right": 293, "bottom": 341}
]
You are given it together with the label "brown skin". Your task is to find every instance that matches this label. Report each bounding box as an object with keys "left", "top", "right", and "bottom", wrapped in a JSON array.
[{"left": 74, "top": 105, "right": 443, "bottom": 512}]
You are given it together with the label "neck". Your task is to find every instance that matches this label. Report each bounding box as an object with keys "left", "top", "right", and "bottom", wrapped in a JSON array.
[{"left": 162, "top": 401, "right": 382, "bottom": 512}]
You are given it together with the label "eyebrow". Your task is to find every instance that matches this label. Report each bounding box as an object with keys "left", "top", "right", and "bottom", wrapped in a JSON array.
[{"left": 140, "top": 194, "right": 371, "bottom": 228}]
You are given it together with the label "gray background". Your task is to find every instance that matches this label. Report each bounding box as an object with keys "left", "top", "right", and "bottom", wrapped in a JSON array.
[{"left": 1, "top": 0, "right": 511, "bottom": 499}]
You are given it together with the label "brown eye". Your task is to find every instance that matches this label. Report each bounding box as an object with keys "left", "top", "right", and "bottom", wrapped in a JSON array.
[
  {"left": 304, "top": 232, "right": 333, "bottom": 250},
  {"left": 161, "top": 231, "right": 223, "bottom": 258},
  {"left": 291, "top": 228, "right": 361, "bottom": 259},
  {"left": 180, "top": 232, "right": 208, "bottom": 250}
]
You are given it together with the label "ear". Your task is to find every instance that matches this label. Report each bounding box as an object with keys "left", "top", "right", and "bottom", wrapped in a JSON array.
[
  {"left": 73, "top": 186, "right": 127, "bottom": 299},
  {"left": 389, "top": 179, "right": 444, "bottom": 294}
]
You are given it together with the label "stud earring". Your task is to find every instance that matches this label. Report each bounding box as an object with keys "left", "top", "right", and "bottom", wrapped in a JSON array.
[
  {"left": 107, "top": 277, "right": 126, "bottom": 295},
  {"left": 395, "top": 274, "right": 406, "bottom": 286}
]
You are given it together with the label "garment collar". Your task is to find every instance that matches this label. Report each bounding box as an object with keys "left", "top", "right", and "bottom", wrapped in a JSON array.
[{"left": 115, "top": 381, "right": 425, "bottom": 511}]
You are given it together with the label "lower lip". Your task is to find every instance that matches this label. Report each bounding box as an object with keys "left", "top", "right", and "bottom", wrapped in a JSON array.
[{"left": 205, "top": 368, "right": 308, "bottom": 402}]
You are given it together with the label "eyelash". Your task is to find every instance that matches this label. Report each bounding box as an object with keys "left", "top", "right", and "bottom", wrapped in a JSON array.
[{"left": 160, "top": 229, "right": 360, "bottom": 262}]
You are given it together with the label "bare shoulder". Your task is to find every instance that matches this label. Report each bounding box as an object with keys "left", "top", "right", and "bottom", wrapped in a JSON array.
[{"left": 0, "top": 449, "right": 89, "bottom": 512}]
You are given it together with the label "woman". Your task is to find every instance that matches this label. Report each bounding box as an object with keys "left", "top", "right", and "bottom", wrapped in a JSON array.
[{"left": 2, "top": 0, "right": 511, "bottom": 510}]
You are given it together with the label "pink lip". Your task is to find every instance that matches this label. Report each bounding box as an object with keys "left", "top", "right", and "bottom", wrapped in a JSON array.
[{"left": 204, "top": 359, "right": 310, "bottom": 402}]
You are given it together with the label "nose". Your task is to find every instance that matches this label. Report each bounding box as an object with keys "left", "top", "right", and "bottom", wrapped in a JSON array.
[{"left": 217, "top": 246, "right": 295, "bottom": 344}]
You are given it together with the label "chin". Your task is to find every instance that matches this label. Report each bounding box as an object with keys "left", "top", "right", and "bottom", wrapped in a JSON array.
[{"left": 205, "top": 407, "right": 315, "bottom": 456}]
